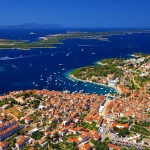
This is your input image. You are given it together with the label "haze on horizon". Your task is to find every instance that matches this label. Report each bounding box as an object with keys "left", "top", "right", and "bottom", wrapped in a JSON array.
[{"left": 0, "top": 0, "right": 150, "bottom": 28}]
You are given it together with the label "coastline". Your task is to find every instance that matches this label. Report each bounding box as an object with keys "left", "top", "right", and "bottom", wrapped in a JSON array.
[
  {"left": 68, "top": 72, "right": 117, "bottom": 92},
  {"left": 0, "top": 46, "right": 56, "bottom": 50}
]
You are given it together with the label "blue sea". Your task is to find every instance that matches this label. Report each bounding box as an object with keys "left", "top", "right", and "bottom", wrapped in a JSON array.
[{"left": 0, "top": 28, "right": 150, "bottom": 95}]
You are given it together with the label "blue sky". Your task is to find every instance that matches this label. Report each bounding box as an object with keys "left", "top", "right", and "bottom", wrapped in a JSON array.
[{"left": 0, "top": 0, "right": 150, "bottom": 28}]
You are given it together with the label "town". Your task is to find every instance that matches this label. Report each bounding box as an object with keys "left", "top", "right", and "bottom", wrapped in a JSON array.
[{"left": 0, "top": 54, "right": 150, "bottom": 150}]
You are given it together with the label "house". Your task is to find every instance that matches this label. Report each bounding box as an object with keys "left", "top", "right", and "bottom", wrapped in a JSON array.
[
  {"left": 108, "top": 143, "right": 121, "bottom": 150},
  {"left": 0, "top": 117, "right": 5, "bottom": 123},
  {"left": 117, "top": 84, "right": 130, "bottom": 94},
  {"left": 68, "top": 138, "right": 80, "bottom": 145},
  {"left": 108, "top": 79, "right": 118, "bottom": 87},
  {"left": 39, "top": 138, "right": 48, "bottom": 148},
  {"left": 78, "top": 134, "right": 90, "bottom": 143},
  {"left": 112, "top": 122, "right": 128, "bottom": 129},
  {"left": 25, "top": 116, "right": 33, "bottom": 124},
  {"left": 27, "top": 128, "right": 39, "bottom": 136},
  {"left": 92, "top": 133, "right": 101, "bottom": 141},
  {"left": 0, "top": 141, "right": 7, "bottom": 150},
  {"left": 68, "top": 127, "right": 77, "bottom": 134},
  {"left": 58, "top": 129, "right": 67, "bottom": 136},
  {"left": 0, "top": 123, "right": 23, "bottom": 141},
  {"left": 79, "top": 143, "right": 92, "bottom": 150},
  {"left": 16, "top": 136, "right": 29, "bottom": 149},
  {"left": 62, "top": 118, "right": 73, "bottom": 126}
]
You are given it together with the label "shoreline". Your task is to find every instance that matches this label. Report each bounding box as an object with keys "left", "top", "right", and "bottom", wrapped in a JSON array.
[
  {"left": 0, "top": 46, "right": 56, "bottom": 50},
  {"left": 68, "top": 72, "right": 117, "bottom": 92}
]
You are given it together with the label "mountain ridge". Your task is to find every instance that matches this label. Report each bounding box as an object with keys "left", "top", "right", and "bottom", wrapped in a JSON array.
[{"left": 0, "top": 23, "right": 63, "bottom": 29}]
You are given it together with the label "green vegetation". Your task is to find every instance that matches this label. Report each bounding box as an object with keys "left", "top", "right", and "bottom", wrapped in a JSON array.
[
  {"left": 134, "top": 52, "right": 149, "bottom": 57},
  {"left": 75, "top": 121, "right": 98, "bottom": 131},
  {"left": 92, "top": 140, "right": 108, "bottom": 150},
  {"left": 134, "top": 75, "right": 150, "bottom": 87},
  {"left": 100, "top": 58, "right": 125, "bottom": 66},
  {"left": 0, "top": 97, "right": 18, "bottom": 107},
  {"left": 131, "top": 124, "right": 150, "bottom": 136},
  {"left": 113, "top": 127, "right": 129, "bottom": 137},
  {"left": 72, "top": 58, "right": 123, "bottom": 81},
  {"left": 136, "top": 121, "right": 150, "bottom": 127},
  {"left": 39, "top": 38, "right": 62, "bottom": 44},
  {"left": 32, "top": 131, "right": 43, "bottom": 140},
  {"left": 0, "top": 38, "right": 58, "bottom": 49},
  {"left": 116, "top": 116, "right": 133, "bottom": 125},
  {"left": 121, "top": 146, "right": 129, "bottom": 150}
]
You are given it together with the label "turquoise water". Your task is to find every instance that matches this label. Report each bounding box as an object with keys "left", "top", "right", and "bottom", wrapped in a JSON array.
[{"left": 64, "top": 69, "right": 117, "bottom": 95}]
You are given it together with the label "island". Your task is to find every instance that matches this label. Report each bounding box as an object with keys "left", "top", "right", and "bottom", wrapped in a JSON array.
[
  {"left": 0, "top": 38, "right": 61, "bottom": 50},
  {"left": 0, "top": 30, "right": 150, "bottom": 50}
]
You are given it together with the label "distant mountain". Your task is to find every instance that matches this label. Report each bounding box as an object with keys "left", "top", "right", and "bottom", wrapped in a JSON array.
[{"left": 0, "top": 23, "right": 63, "bottom": 29}]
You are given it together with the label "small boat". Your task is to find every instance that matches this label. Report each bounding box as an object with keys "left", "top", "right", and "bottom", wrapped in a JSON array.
[
  {"left": 30, "top": 32, "right": 36, "bottom": 35},
  {"left": 35, "top": 84, "right": 38, "bottom": 87},
  {"left": 59, "top": 64, "right": 63, "bottom": 66},
  {"left": 30, "top": 64, "right": 32, "bottom": 67},
  {"left": 91, "top": 52, "right": 96, "bottom": 55},
  {"left": 62, "top": 68, "right": 65, "bottom": 71}
]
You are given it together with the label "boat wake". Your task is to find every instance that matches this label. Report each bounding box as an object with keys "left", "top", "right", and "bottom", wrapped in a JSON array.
[
  {"left": 0, "top": 52, "right": 54, "bottom": 61},
  {"left": 12, "top": 65, "right": 20, "bottom": 72},
  {"left": 66, "top": 51, "right": 72, "bottom": 56}
]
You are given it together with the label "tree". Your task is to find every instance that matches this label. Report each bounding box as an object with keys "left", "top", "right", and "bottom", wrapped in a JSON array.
[
  {"left": 121, "top": 146, "right": 128, "bottom": 150},
  {"left": 94, "top": 141, "right": 108, "bottom": 150},
  {"left": 128, "top": 148, "right": 136, "bottom": 150}
]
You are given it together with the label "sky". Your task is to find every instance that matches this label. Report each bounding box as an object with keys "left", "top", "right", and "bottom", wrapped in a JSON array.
[{"left": 0, "top": 0, "right": 150, "bottom": 28}]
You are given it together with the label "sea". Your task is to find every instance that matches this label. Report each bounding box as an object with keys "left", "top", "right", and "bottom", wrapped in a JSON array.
[{"left": 0, "top": 28, "right": 150, "bottom": 95}]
